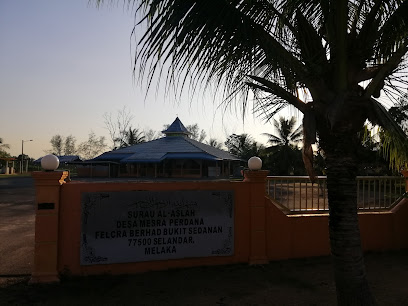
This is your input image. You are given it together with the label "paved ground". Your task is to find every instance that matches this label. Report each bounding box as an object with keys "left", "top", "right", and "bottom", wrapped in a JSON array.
[{"left": 0, "top": 176, "right": 35, "bottom": 280}]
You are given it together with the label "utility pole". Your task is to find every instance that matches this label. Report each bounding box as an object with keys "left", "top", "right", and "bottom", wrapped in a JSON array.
[{"left": 21, "top": 139, "right": 33, "bottom": 174}]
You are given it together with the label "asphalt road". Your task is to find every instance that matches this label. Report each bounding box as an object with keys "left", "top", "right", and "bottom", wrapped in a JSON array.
[{"left": 0, "top": 176, "right": 35, "bottom": 280}]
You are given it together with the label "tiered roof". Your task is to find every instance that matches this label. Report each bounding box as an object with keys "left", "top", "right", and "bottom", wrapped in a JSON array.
[{"left": 92, "top": 117, "right": 240, "bottom": 163}]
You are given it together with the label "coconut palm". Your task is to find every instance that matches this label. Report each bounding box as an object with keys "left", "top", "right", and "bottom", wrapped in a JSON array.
[
  {"left": 97, "top": 0, "right": 408, "bottom": 303},
  {"left": 263, "top": 116, "right": 303, "bottom": 175},
  {"left": 263, "top": 116, "right": 302, "bottom": 147},
  {"left": 116, "top": 127, "right": 145, "bottom": 148}
]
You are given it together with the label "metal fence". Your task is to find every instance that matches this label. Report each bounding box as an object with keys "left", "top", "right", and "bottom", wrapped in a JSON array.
[{"left": 266, "top": 176, "right": 406, "bottom": 213}]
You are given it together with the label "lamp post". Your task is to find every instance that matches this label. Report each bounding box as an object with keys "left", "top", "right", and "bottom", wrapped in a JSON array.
[{"left": 21, "top": 139, "right": 33, "bottom": 174}]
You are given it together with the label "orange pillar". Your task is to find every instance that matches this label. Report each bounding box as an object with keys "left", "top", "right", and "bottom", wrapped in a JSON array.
[
  {"left": 244, "top": 170, "right": 269, "bottom": 265},
  {"left": 30, "top": 171, "right": 69, "bottom": 283}
]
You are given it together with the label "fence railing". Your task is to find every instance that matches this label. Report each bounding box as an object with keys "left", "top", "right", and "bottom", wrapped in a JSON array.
[{"left": 266, "top": 176, "right": 406, "bottom": 213}]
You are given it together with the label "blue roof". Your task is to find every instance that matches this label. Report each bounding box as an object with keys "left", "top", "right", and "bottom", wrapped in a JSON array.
[
  {"left": 123, "top": 152, "right": 221, "bottom": 163},
  {"left": 89, "top": 117, "right": 241, "bottom": 164},
  {"left": 165, "top": 152, "right": 221, "bottom": 160},
  {"left": 91, "top": 136, "right": 241, "bottom": 164},
  {"left": 91, "top": 152, "right": 133, "bottom": 162}
]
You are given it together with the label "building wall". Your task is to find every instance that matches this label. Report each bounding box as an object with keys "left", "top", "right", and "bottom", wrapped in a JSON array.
[{"left": 80, "top": 160, "right": 241, "bottom": 178}]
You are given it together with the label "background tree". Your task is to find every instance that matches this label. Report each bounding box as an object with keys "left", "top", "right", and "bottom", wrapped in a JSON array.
[
  {"left": 104, "top": 106, "right": 134, "bottom": 149},
  {"left": 381, "top": 93, "right": 408, "bottom": 167},
  {"left": 64, "top": 135, "right": 77, "bottom": 155},
  {"left": 247, "top": 141, "right": 266, "bottom": 162},
  {"left": 389, "top": 92, "right": 408, "bottom": 132},
  {"left": 0, "top": 138, "right": 11, "bottom": 159},
  {"left": 77, "top": 132, "right": 107, "bottom": 160},
  {"left": 50, "top": 135, "right": 64, "bottom": 156},
  {"left": 225, "top": 133, "right": 264, "bottom": 161},
  {"left": 48, "top": 135, "right": 77, "bottom": 156},
  {"left": 356, "top": 125, "right": 393, "bottom": 175},
  {"left": 144, "top": 128, "right": 160, "bottom": 141},
  {"left": 186, "top": 124, "right": 207, "bottom": 142},
  {"left": 206, "top": 138, "right": 223, "bottom": 150},
  {"left": 98, "top": 0, "right": 408, "bottom": 303},
  {"left": 225, "top": 133, "right": 252, "bottom": 159},
  {"left": 15, "top": 154, "right": 33, "bottom": 173},
  {"left": 0, "top": 137, "right": 11, "bottom": 170},
  {"left": 263, "top": 117, "right": 304, "bottom": 175}
]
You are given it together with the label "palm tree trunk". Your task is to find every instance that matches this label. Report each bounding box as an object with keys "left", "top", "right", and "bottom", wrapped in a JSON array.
[{"left": 324, "top": 132, "right": 377, "bottom": 306}]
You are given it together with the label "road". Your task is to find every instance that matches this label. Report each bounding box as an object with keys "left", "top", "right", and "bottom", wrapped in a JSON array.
[{"left": 0, "top": 176, "right": 35, "bottom": 281}]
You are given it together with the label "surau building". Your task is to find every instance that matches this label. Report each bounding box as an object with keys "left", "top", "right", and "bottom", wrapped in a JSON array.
[{"left": 79, "top": 117, "right": 242, "bottom": 179}]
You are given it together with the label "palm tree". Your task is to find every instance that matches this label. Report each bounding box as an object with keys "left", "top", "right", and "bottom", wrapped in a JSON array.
[
  {"left": 263, "top": 117, "right": 302, "bottom": 147},
  {"left": 98, "top": 0, "right": 408, "bottom": 303},
  {"left": 207, "top": 138, "right": 223, "bottom": 150},
  {"left": 116, "top": 127, "right": 145, "bottom": 148},
  {"left": 263, "top": 116, "right": 303, "bottom": 175}
]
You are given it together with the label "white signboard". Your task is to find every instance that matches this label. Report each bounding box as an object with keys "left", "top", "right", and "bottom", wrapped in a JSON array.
[{"left": 80, "top": 190, "right": 234, "bottom": 265}]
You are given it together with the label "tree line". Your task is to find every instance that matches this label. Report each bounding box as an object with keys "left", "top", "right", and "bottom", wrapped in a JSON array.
[
  {"left": 2, "top": 92, "right": 407, "bottom": 171},
  {"left": 42, "top": 92, "right": 408, "bottom": 174}
]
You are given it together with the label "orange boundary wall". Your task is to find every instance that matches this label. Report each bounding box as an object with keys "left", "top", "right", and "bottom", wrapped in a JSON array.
[
  {"left": 266, "top": 197, "right": 408, "bottom": 261},
  {"left": 30, "top": 171, "right": 408, "bottom": 283}
]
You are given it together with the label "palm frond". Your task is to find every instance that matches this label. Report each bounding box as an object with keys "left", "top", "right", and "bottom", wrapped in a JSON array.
[
  {"left": 294, "top": 10, "right": 328, "bottom": 77},
  {"left": 247, "top": 75, "right": 307, "bottom": 112},
  {"left": 368, "top": 97, "right": 408, "bottom": 170},
  {"left": 376, "top": 0, "right": 408, "bottom": 60},
  {"left": 97, "top": 0, "right": 408, "bottom": 176},
  {"left": 134, "top": 0, "right": 318, "bottom": 108}
]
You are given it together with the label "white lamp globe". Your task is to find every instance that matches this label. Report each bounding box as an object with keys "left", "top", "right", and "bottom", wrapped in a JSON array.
[
  {"left": 248, "top": 156, "right": 262, "bottom": 170},
  {"left": 41, "top": 154, "right": 60, "bottom": 171}
]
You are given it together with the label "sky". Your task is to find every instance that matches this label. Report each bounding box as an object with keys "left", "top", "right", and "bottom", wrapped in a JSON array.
[{"left": 0, "top": 0, "right": 298, "bottom": 159}]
